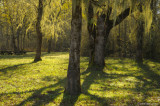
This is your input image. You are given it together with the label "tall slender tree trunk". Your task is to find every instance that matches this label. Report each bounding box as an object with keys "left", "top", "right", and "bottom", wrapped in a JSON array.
[
  {"left": 20, "top": 32, "right": 22, "bottom": 50},
  {"left": 17, "top": 29, "right": 20, "bottom": 51},
  {"left": 123, "top": 21, "right": 127, "bottom": 57},
  {"left": 136, "top": 21, "right": 144, "bottom": 63},
  {"left": 66, "top": 0, "right": 82, "bottom": 95},
  {"left": 53, "top": 34, "right": 56, "bottom": 51},
  {"left": 118, "top": 24, "right": 121, "bottom": 57},
  {"left": 136, "top": 5, "right": 144, "bottom": 63},
  {"left": 11, "top": 26, "right": 17, "bottom": 52},
  {"left": 34, "top": 0, "right": 43, "bottom": 62},
  {"left": 23, "top": 33, "right": 26, "bottom": 50},
  {"left": 48, "top": 37, "right": 52, "bottom": 53},
  {"left": 89, "top": 25, "right": 96, "bottom": 65},
  {"left": 150, "top": 0, "right": 157, "bottom": 59},
  {"left": 88, "top": 1, "right": 95, "bottom": 65}
]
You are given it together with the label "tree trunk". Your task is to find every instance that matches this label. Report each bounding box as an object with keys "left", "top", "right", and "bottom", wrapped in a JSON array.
[
  {"left": 88, "top": 1, "right": 95, "bottom": 65},
  {"left": 150, "top": 0, "right": 157, "bottom": 59},
  {"left": 11, "top": 26, "right": 17, "bottom": 52},
  {"left": 89, "top": 25, "right": 96, "bottom": 65},
  {"left": 23, "top": 33, "right": 26, "bottom": 50},
  {"left": 94, "top": 14, "right": 106, "bottom": 66},
  {"left": 34, "top": 0, "right": 43, "bottom": 62},
  {"left": 136, "top": 19, "right": 144, "bottom": 63},
  {"left": 136, "top": 21, "right": 144, "bottom": 63},
  {"left": 90, "top": 7, "right": 130, "bottom": 67},
  {"left": 118, "top": 24, "right": 121, "bottom": 57},
  {"left": 53, "top": 34, "right": 56, "bottom": 51},
  {"left": 48, "top": 37, "right": 52, "bottom": 53},
  {"left": 66, "top": 0, "right": 82, "bottom": 95},
  {"left": 123, "top": 21, "right": 127, "bottom": 57},
  {"left": 136, "top": 5, "right": 144, "bottom": 63},
  {"left": 17, "top": 28, "right": 20, "bottom": 51}
]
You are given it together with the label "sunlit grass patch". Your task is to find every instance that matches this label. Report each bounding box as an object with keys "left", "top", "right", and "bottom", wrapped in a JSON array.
[{"left": 0, "top": 52, "right": 160, "bottom": 105}]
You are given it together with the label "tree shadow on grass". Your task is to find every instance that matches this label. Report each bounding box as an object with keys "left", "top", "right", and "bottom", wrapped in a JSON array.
[
  {"left": 0, "top": 52, "right": 58, "bottom": 59},
  {"left": 6, "top": 59, "right": 160, "bottom": 106},
  {"left": 16, "top": 66, "right": 109, "bottom": 106},
  {"left": 0, "top": 62, "right": 34, "bottom": 76},
  {"left": 137, "top": 62, "right": 160, "bottom": 88},
  {"left": 81, "top": 66, "right": 111, "bottom": 105},
  {"left": 0, "top": 53, "right": 36, "bottom": 59},
  {"left": 16, "top": 78, "right": 66, "bottom": 106},
  {"left": 59, "top": 66, "right": 110, "bottom": 106},
  {"left": 60, "top": 92, "right": 80, "bottom": 106},
  {"left": 133, "top": 62, "right": 160, "bottom": 103},
  {"left": 16, "top": 64, "right": 140, "bottom": 106}
]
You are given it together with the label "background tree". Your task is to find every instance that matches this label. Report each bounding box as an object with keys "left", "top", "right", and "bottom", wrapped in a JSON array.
[
  {"left": 85, "top": 0, "right": 131, "bottom": 67},
  {"left": 34, "top": 0, "right": 44, "bottom": 62},
  {"left": 0, "top": 0, "right": 71, "bottom": 54}
]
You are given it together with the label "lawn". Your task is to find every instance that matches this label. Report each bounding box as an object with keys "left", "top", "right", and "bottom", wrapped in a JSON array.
[{"left": 0, "top": 52, "right": 160, "bottom": 106}]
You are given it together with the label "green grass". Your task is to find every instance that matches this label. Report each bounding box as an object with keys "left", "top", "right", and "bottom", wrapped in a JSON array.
[{"left": 0, "top": 52, "right": 160, "bottom": 106}]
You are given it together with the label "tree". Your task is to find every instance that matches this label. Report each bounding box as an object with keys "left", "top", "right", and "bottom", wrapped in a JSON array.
[
  {"left": 87, "top": 0, "right": 153, "bottom": 66},
  {"left": 136, "top": 4, "right": 144, "bottom": 63},
  {"left": 149, "top": 0, "right": 158, "bottom": 59},
  {"left": 87, "top": 0, "right": 131, "bottom": 66},
  {"left": 0, "top": 0, "right": 72, "bottom": 53},
  {"left": 0, "top": 0, "right": 36, "bottom": 52},
  {"left": 34, "top": 0, "right": 44, "bottom": 62},
  {"left": 66, "top": 0, "right": 82, "bottom": 95},
  {"left": 4, "top": 0, "right": 18, "bottom": 52},
  {"left": 42, "top": 0, "right": 71, "bottom": 53},
  {"left": 87, "top": 1, "right": 96, "bottom": 65},
  {"left": 135, "top": 1, "right": 152, "bottom": 63}
]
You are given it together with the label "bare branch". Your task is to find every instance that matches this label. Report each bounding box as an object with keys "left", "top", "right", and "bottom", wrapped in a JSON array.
[{"left": 110, "top": 8, "right": 131, "bottom": 27}]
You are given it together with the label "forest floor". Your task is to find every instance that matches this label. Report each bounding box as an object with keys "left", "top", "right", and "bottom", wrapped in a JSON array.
[{"left": 0, "top": 52, "right": 160, "bottom": 106}]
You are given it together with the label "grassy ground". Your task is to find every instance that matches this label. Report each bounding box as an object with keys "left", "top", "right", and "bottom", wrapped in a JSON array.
[{"left": 0, "top": 52, "right": 160, "bottom": 106}]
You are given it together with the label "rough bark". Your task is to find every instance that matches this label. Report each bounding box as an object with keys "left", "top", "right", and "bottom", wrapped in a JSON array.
[
  {"left": 34, "top": 0, "right": 43, "bottom": 62},
  {"left": 89, "top": 25, "right": 96, "bottom": 65},
  {"left": 66, "top": 0, "right": 82, "bottom": 95},
  {"left": 88, "top": 1, "right": 96, "bottom": 65},
  {"left": 94, "top": 14, "right": 106, "bottom": 66},
  {"left": 94, "top": 16, "right": 112, "bottom": 67}
]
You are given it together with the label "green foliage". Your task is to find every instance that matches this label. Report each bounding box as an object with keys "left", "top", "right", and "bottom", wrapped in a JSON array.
[
  {"left": 41, "top": 0, "right": 71, "bottom": 40},
  {"left": 82, "top": 0, "right": 152, "bottom": 32},
  {"left": 0, "top": 0, "right": 71, "bottom": 52}
]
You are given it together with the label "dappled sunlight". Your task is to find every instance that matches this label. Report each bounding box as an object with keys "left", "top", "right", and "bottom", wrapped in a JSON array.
[{"left": 0, "top": 53, "right": 160, "bottom": 105}]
